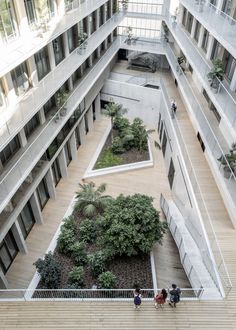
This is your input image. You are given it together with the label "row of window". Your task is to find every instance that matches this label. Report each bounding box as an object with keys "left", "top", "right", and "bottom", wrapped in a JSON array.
[{"left": 182, "top": 6, "right": 236, "bottom": 83}]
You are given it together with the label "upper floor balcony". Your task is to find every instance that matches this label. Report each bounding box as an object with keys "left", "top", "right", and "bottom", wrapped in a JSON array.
[
  {"left": 164, "top": 15, "right": 236, "bottom": 140},
  {"left": 0, "top": 13, "right": 124, "bottom": 151},
  {"left": 179, "top": 0, "right": 236, "bottom": 59},
  {"left": 0, "top": 37, "right": 121, "bottom": 215},
  {"left": 0, "top": 0, "right": 108, "bottom": 78}
]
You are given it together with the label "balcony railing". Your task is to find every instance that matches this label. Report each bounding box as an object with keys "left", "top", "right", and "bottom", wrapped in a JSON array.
[
  {"left": 119, "top": 0, "right": 164, "bottom": 16},
  {"left": 0, "top": 12, "right": 124, "bottom": 151},
  {"left": 164, "top": 14, "right": 236, "bottom": 133},
  {"left": 0, "top": 0, "right": 108, "bottom": 77},
  {"left": 0, "top": 38, "right": 121, "bottom": 214},
  {"left": 0, "top": 288, "right": 204, "bottom": 301},
  {"left": 179, "top": 0, "right": 236, "bottom": 57}
]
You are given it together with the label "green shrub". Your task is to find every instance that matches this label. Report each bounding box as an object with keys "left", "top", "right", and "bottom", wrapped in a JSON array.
[
  {"left": 62, "top": 216, "right": 76, "bottom": 231},
  {"left": 88, "top": 251, "right": 107, "bottom": 277},
  {"left": 113, "top": 117, "right": 130, "bottom": 132},
  {"left": 95, "top": 149, "right": 122, "bottom": 169},
  {"left": 68, "top": 266, "right": 84, "bottom": 287},
  {"left": 57, "top": 227, "right": 76, "bottom": 254},
  {"left": 98, "top": 194, "right": 167, "bottom": 257},
  {"left": 79, "top": 218, "right": 97, "bottom": 243},
  {"left": 111, "top": 137, "right": 124, "bottom": 154},
  {"left": 71, "top": 242, "right": 88, "bottom": 265},
  {"left": 98, "top": 271, "right": 117, "bottom": 289},
  {"left": 34, "top": 252, "right": 61, "bottom": 289},
  {"left": 131, "top": 118, "right": 148, "bottom": 151}
]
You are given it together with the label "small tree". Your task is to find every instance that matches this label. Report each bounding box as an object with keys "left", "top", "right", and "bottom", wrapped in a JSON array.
[
  {"left": 88, "top": 251, "right": 107, "bottom": 277},
  {"left": 131, "top": 118, "right": 155, "bottom": 151},
  {"left": 79, "top": 218, "right": 97, "bottom": 243},
  {"left": 74, "top": 181, "right": 112, "bottom": 218},
  {"left": 68, "top": 266, "right": 84, "bottom": 287},
  {"left": 34, "top": 252, "right": 61, "bottom": 289},
  {"left": 102, "top": 102, "right": 127, "bottom": 142},
  {"left": 98, "top": 194, "right": 167, "bottom": 257}
]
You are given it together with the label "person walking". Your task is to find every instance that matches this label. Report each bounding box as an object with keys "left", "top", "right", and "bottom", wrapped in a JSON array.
[
  {"left": 171, "top": 99, "right": 177, "bottom": 117},
  {"left": 169, "top": 284, "right": 181, "bottom": 308},
  {"left": 154, "top": 288, "right": 167, "bottom": 309},
  {"left": 133, "top": 288, "right": 142, "bottom": 310}
]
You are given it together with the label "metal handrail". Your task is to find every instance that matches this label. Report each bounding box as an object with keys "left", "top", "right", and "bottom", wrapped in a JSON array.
[{"left": 0, "top": 288, "right": 205, "bottom": 301}]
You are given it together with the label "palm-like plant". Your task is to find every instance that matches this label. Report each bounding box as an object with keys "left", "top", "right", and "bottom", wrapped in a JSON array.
[
  {"left": 75, "top": 182, "right": 112, "bottom": 217},
  {"left": 102, "top": 102, "right": 128, "bottom": 142}
]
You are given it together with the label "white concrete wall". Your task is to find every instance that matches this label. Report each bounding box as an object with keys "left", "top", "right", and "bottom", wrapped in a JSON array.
[{"left": 101, "top": 79, "right": 161, "bottom": 127}]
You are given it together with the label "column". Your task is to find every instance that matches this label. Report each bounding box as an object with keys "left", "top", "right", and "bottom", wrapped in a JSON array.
[
  {"left": 58, "top": 148, "right": 68, "bottom": 178},
  {"left": 69, "top": 132, "right": 77, "bottom": 160},
  {"left": 38, "top": 108, "right": 46, "bottom": 125},
  {"left": 78, "top": 117, "right": 86, "bottom": 145},
  {"left": 197, "top": 25, "right": 205, "bottom": 48},
  {"left": 88, "top": 56, "right": 93, "bottom": 68},
  {"left": 11, "top": 221, "right": 28, "bottom": 254},
  {"left": 27, "top": 55, "right": 39, "bottom": 87},
  {"left": 85, "top": 16, "right": 91, "bottom": 37},
  {"left": 14, "top": 0, "right": 30, "bottom": 35},
  {"left": 19, "top": 128, "right": 27, "bottom": 147},
  {"left": 29, "top": 192, "right": 44, "bottom": 224},
  {"left": 87, "top": 106, "right": 94, "bottom": 131},
  {"left": 45, "top": 168, "right": 56, "bottom": 199},
  {"left": 104, "top": 37, "right": 108, "bottom": 50},
  {"left": 102, "top": 4, "right": 107, "bottom": 24},
  {"left": 48, "top": 42, "right": 56, "bottom": 70},
  {"left": 96, "top": 46, "right": 101, "bottom": 58},
  {"left": 109, "top": 0, "right": 113, "bottom": 18},
  {"left": 95, "top": 8, "right": 100, "bottom": 30},
  {"left": 190, "top": 18, "right": 197, "bottom": 39},
  {"left": 0, "top": 270, "right": 8, "bottom": 289},
  {"left": 216, "top": 0, "right": 224, "bottom": 12},
  {"left": 95, "top": 93, "right": 101, "bottom": 119},
  {"left": 0, "top": 159, "right": 3, "bottom": 172},
  {"left": 2, "top": 72, "right": 17, "bottom": 104},
  {"left": 68, "top": 77, "right": 73, "bottom": 91},
  {"left": 62, "top": 32, "right": 70, "bottom": 58},
  {"left": 206, "top": 34, "right": 215, "bottom": 60},
  {"left": 57, "top": 0, "right": 66, "bottom": 16}
]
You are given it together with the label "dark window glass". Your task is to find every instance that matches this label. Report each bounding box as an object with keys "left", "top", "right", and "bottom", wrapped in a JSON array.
[
  {"left": 0, "top": 230, "right": 18, "bottom": 274},
  {"left": 201, "top": 29, "right": 209, "bottom": 52},
  {"left": 168, "top": 159, "right": 175, "bottom": 189},
  {"left": 0, "top": 135, "right": 20, "bottom": 166},
  {"left": 11, "top": 62, "right": 30, "bottom": 96},
  {"left": 67, "top": 25, "right": 78, "bottom": 53},
  {"left": 51, "top": 158, "right": 61, "bottom": 186},
  {"left": 24, "top": 0, "right": 37, "bottom": 25},
  {"left": 34, "top": 46, "right": 51, "bottom": 81},
  {"left": 64, "top": 141, "right": 72, "bottom": 165},
  {"left": 53, "top": 35, "right": 65, "bottom": 66},
  {"left": 194, "top": 21, "right": 201, "bottom": 42},
  {"left": 18, "top": 202, "right": 35, "bottom": 239},
  {"left": 161, "top": 131, "right": 167, "bottom": 156},
  {"left": 24, "top": 113, "right": 40, "bottom": 138},
  {"left": 37, "top": 178, "right": 49, "bottom": 209}
]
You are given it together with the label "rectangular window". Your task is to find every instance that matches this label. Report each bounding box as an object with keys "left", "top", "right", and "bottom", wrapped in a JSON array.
[
  {"left": 182, "top": 7, "right": 187, "bottom": 26},
  {"left": 11, "top": 62, "right": 30, "bottom": 96},
  {"left": 53, "top": 34, "right": 65, "bottom": 66},
  {"left": 24, "top": 113, "right": 40, "bottom": 138},
  {"left": 34, "top": 46, "right": 50, "bottom": 81},
  {"left": 67, "top": 25, "right": 78, "bottom": 53},
  {"left": 18, "top": 202, "right": 35, "bottom": 239},
  {"left": 0, "top": 0, "right": 18, "bottom": 42},
  {"left": 201, "top": 28, "right": 209, "bottom": 52},
  {"left": 51, "top": 158, "right": 61, "bottom": 186},
  {"left": 64, "top": 141, "right": 72, "bottom": 165},
  {"left": 186, "top": 12, "right": 193, "bottom": 33},
  {"left": 0, "top": 229, "right": 18, "bottom": 274},
  {"left": 36, "top": 178, "right": 49, "bottom": 209},
  {"left": 24, "top": 0, "right": 37, "bottom": 25},
  {"left": 210, "top": 39, "right": 220, "bottom": 60},
  {"left": 168, "top": 159, "right": 175, "bottom": 189},
  {"left": 0, "top": 135, "right": 20, "bottom": 167},
  {"left": 223, "top": 49, "right": 236, "bottom": 82}
]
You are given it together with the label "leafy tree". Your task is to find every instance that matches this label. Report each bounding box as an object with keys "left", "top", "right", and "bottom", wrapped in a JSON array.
[
  {"left": 79, "top": 218, "right": 97, "bottom": 243},
  {"left": 98, "top": 271, "right": 117, "bottom": 289},
  {"left": 131, "top": 118, "right": 154, "bottom": 151},
  {"left": 68, "top": 266, "right": 84, "bottom": 287},
  {"left": 111, "top": 137, "right": 125, "bottom": 154},
  {"left": 74, "top": 181, "right": 112, "bottom": 218},
  {"left": 102, "top": 102, "right": 127, "bottom": 141},
  {"left": 34, "top": 252, "right": 61, "bottom": 289},
  {"left": 113, "top": 117, "right": 130, "bottom": 132},
  {"left": 98, "top": 194, "right": 167, "bottom": 257}
]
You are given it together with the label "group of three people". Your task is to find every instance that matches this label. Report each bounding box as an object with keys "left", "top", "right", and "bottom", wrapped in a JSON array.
[{"left": 134, "top": 284, "right": 181, "bottom": 310}]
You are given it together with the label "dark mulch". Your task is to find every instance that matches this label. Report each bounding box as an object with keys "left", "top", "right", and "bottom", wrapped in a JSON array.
[{"left": 95, "top": 129, "right": 150, "bottom": 168}]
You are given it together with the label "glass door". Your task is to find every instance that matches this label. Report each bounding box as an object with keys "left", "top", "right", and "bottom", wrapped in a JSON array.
[
  {"left": 18, "top": 202, "right": 35, "bottom": 239},
  {"left": 37, "top": 178, "right": 50, "bottom": 209},
  {"left": 0, "top": 230, "right": 18, "bottom": 274}
]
